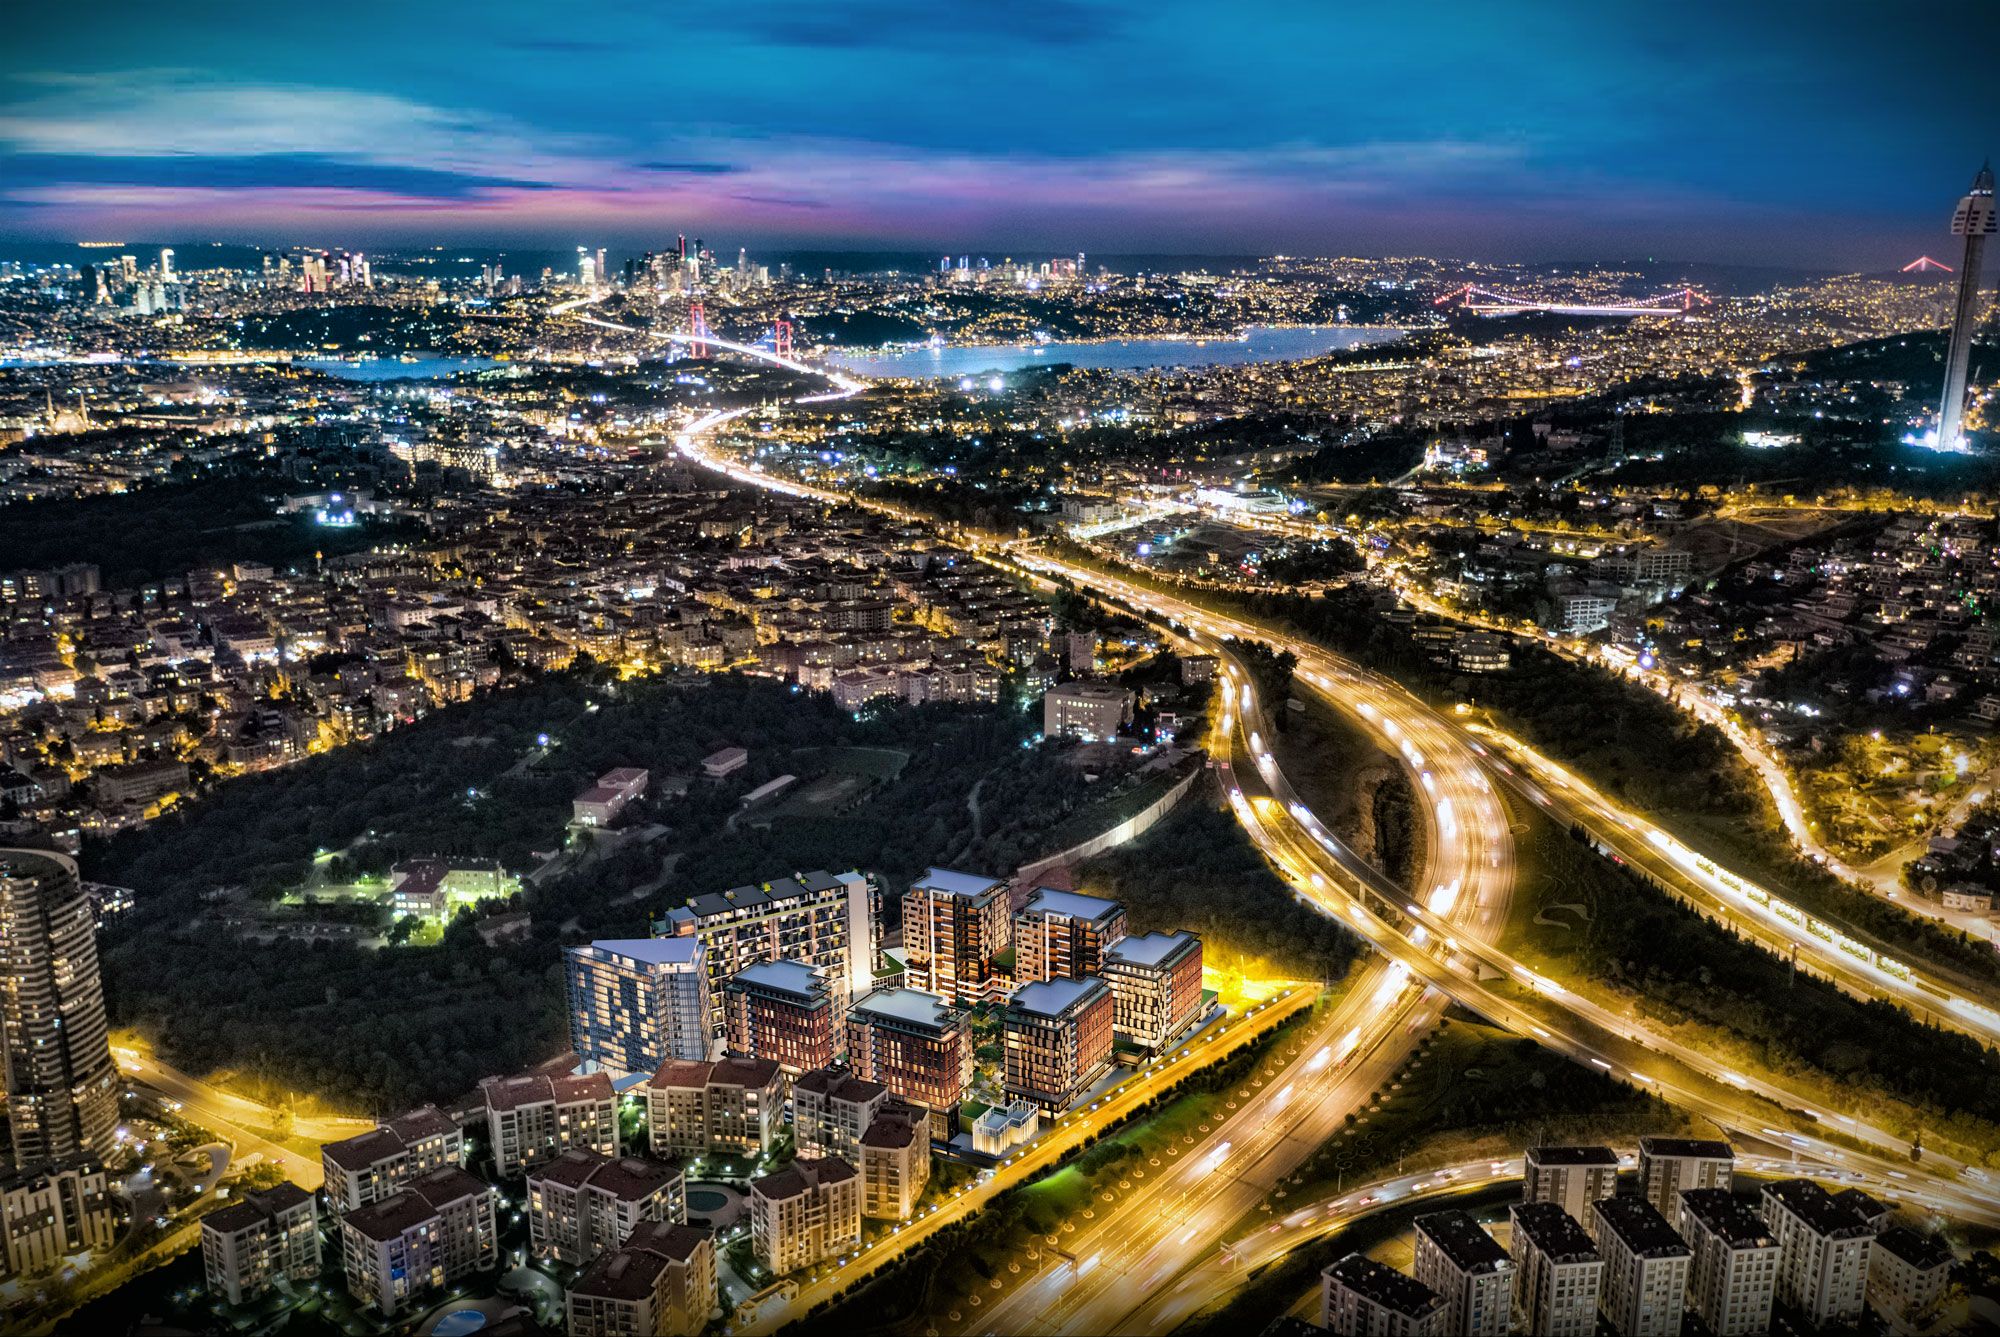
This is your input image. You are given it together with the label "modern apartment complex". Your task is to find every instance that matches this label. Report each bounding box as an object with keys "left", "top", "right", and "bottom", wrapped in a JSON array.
[
  {"left": 1411, "top": 1210, "right": 1513, "bottom": 1337},
  {"left": 199, "top": 1182, "right": 319, "bottom": 1305},
  {"left": 1322, "top": 1252, "right": 1446, "bottom": 1335},
  {"left": 1761, "top": 1178, "right": 1876, "bottom": 1328},
  {"left": 1001, "top": 976, "right": 1115, "bottom": 1113},
  {"left": 1524, "top": 1145, "right": 1620, "bottom": 1238},
  {"left": 749, "top": 1156, "right": 861, "bottom": 1275},
  {"left": 478, "top": 1070, "right": 618, "bottom": 1177},
  {"left": 901, "top": 868, "right": 1011, "bottom": 1003},
  {"left": 1592, "top": 1196, "right": 1692, "bottom": 1337},
  {"left": 1013, "top": 887, "right": 1126, "bottom": 983},
  {"left": 844, "top": 987, "right": 973, "bottom": 1139},
  {"left": 791, "top": 1069, "right": 891, "bottom": 1159},
  {"left": 0, "top": 1162, "right": 116, "bottom": 1280},
  {"left": 565, "top": 1221, "right": 716, "bottom": 1337},
  {"left": 1676, "top": 1187, "right": 1778, "bottom": 1337},
  {"left": 643, "top": 1057, "right": 788, "bottom": 1158},
  {"left": 320, "top": 1104, "right": 465, "bottom": 1212},
  {"left": 1100, "top": 930, "right": 1205, "bottom": 1049},
  {"left": 653, "top": 869, "right": 879, "bottom": 1030},
  {"left": 340, "top": 1167, "right": 499, "bottom": 1318},
  {"left": 565, "top": 937, "right": 713, "bottom": 1076},
  {"left": 1636, "top": 1137, "right": 1734, "bottom": 1220},
  {"left": 527, "top": 1149, "right": 687, "bottom": 1266},
  {"left": 1508, "top": 1202, "right": 1602, "bottom": 1337},
  {"left": 724, "top": 959, "right": 838, "bottom": 1073}
]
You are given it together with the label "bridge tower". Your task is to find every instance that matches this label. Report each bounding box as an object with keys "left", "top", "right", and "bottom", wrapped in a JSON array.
[
  {"left": 773, "top": 318, "right": 793, "bottom": 358},
  {"left": 688, "top": 300, "right": 710, "bottom": 358}
]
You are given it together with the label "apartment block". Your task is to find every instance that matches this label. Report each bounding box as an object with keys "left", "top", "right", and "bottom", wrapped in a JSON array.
[
  {"left": 1002, "top": 976, "right": 1115, "bottom": 1114},
  {"left": 1760, "top": 1178, "right": 1876, "bottom": 1328},
  {"left": 1411, "top": 1210, "right": 1513, "bottom": 1337},
  {"left": 859, "top": 1106, "right": 930, "bottom": 1221},
  {"left": 1868, "top": 1226, "right": 1954, "bottom": 1328},
  {"left": 566, "top": 1221, "right": 716, "bottom": 1337},
  {"left": 750, "top": 1156, "right": 861, "bottom": 1276},
  {"left": 1322, "top": 1251, "right": 1446, "bottom": 1336},
  {"left": 340, "top": 1167, "right": 499, "bottom": 1318},
  {"left": 478, "top": 1069, "right": 617, "bottom": 1177},
  {"left": 725, "top": 959, "right": 838, "bottom": 1073},
  {"left": 1592, "top": 1196, "right": 1692, "bottom": 1337},
  {"left": 654, "top": 870, "right": 879, "bottom": 1031},
  {"left": 1637, "top": 1137, "right": 1734, "bottom": 1221},
  {"left": 0, "top": 1162, "right": 116, "bottom": 1281},
  {"left": 565, "top": 938, "right": 713, "bottom": 1076},
  {"left": 1508, "top": 1202, "right": 1602, "bottom": 1337},
  {"left": 901, "top": 868, "right": 1011, "bottom": 1003},
  {"left": 1041, "top": 681, "right": 1134, "bottom": 742},
  {"left": 1525, "top": 1145, "right": 1620, "bottom": 1237},
  {"left": 1676, "top": 1187, "right": 1777, "bottom": 1337},
  {"left": 845, "top": 987, "right": 973, "bottom": 1139},
  {"left": 200, "top": 1181, "right": 319, "bottom": 1305},
  {"left": 791, "top": 1069, "right": 890, "bottom": 1159},
  {"left": 320, "top": 1104, "right": 465, "bottom": 1212},
  {"left": 1100, "top": 930, "right": 1205, "bottom": 1049},
  {"left": 1013, "top": 888, "right": 1126, "bottom": 983},
  {"left": 643, "top": 1057, "right": 787, "bottom": 1159},
  {"left": 527, "top": 1149, "right": 686, "bottom": 1266}
]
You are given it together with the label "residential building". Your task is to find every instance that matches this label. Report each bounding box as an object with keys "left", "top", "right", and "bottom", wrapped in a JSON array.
[
  {"left": 1002, "top": 976, "right": 1115, "bottom": 1113},
  {"left": 901, "top": 868, "right": 1011, "bottom": 1003},
  {"left": 858, "top": 1106, "right": 930, "bottom": 1220},
  {"left": 1676, "top": 1187, "right": 1777, "bottom": 1337},
  {"left": 565, "top": 938, "right": 712, "bottom": 1077},
  {"left": 566, "top": 1221, "right": 716, "bottom": 1337},
  {"left": 1508, "top": 1202, "right": 1601, "bottom": 1337},
  {"left": 643, "top": 1057, "right": 787, "bottom": 1158},
  {"left": 1592, "top": 1195, "right": 1692, "bottom": 1337},
  {"left": 1761, "top": 1178, "right": 1876, "bottom": 1328},
  {"left": 791, "top": 1069, "right": 889, "bottom": 1159},
  {"left": 0, "top": 850, "right": 117, "bottom": 1165},
  {"left": 574, "top": 766, "right": 650, "bottom": 827},
  {"left": 1411, "top": 1210, "right": 1512, "bottom": 1337},
  {"left": 1868, "top": 1226, "right": 1953, "bottom": 1328},
  {"left": 1041, "top": 681, "right": 1134, "bottom": 741},
  {"left": 1100, "top": 930, "right": 1205, "bottom": 1049},
  {"left": 654, "top": 870, "right": 878, "bottom": 1031},
  {"left": 970, "top": 1098, "right": 1039, "bottom": 1157},
  {"left": 320, "top": 1104, "right": 465, "bottom": 1212},
  {"left": 1321, "top": 1252, "right": 1446, "bottom": 1336},
  {"left": 1637, "top": 1136, "right": 1734, "bottom": 1220},
  {"left": 340, "top": 1167, "right": 499, "bottom": 1319},
  {"left": 0, "top": 1162, "right": 115, "bottom": 1280},
  {"left": 527, "top": 1149, "right": 686, "bottom": 1265},
  {"left": 844, "top": 988, "right": 973, "bottom": 1138},
  {"left": 749, "top": 1156, "right": 861, "bottom": 1275},
  {"left": 725, "top": 960, "right": 838, "bottom": 1073},
  {"left": 478, "top": 1070, "right": 617, "bottom": 1177},
  {"left": 1524, "top": 1145, "right": 1620, "bottom": 1237},
  {"left": 200, "top": 1181, "right": 318, "bottom": 1305},
  {"left": 386, "top": 856, "right": 511, "bottom": 923},
  {"left": 1013, "top": 888, "right": 1126, "bottom": 983}
]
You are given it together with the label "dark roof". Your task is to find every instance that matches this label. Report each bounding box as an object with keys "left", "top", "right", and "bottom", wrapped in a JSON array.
[
  {"left": 1528, "top": 1144, "right": 1619, "bottom": 1168},
  {"left": 1762, "top": 1178, "right": 1876, "bottom": 1240},
  {"left": 343, "top": 1190, "right": 441, "bottom": 1244},
  {"left": 201, "top": 1201, "right": 267, "bottom": 1234},
  {"left": 484, "top": 1070, "right": 614, "bottom": 1112},
  {"left": 246, "top": 1182, "right": 314, "bottom": 1215},
  {"left": 1414, "top": 1210, "right": 1510, "bottom": 1273},
  {"left": 646, "top": 1056, "right": 783, "bottom": 1091},
  {"left": 1508, "top": 1202, "right": 1598, "bottom": 1262},
  {"left": 794, "top": 1068, "right": 886, "bottom": 1105},
  {"left": 405, "top": 1166, "right": 491, "bottom": 1212},
  {"left": 1639, "top": 1136, "right": 1734, "bottom": 1161},
  {"left": 383, "top": 1103, "right": 459, "bottom": 1144},
  {"left": 1875, "top": 1226, "right": 1953, "bottom": 1272},
  {"left": 1676, "top": 1189, "right": 1775, "bottom": 1250},
  {"left": 751, "top": 1155, "right": 857, "bottom": 1202},
  {"left": 321, "top": 1128, "right": 404, "bottom": 1172},
  {"left": 571, "top": 1224, "right": 712, "bottom": 1302},
  {"left": 1323, "top": 1252, "right": 1444, "bottom": 1318},
  {"left": 1591, "top": 1197, "right": 1691, "bottom": 1259},
  {"left": 860, "top": 1115, "right": 921, "bottom": 1150}
]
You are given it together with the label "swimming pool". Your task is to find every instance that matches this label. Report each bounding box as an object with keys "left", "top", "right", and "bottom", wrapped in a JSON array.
[
  {"left": 687, "top": 1188, "right": 730, "bottom": 1213},
  {"left": 431, "top": 1312, "right": 489, "bottom": 1337}
]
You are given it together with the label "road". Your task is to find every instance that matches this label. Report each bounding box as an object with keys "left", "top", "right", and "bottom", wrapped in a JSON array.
[{"left": 113, "top": 1046, "right": 334, "bottom": 1188}]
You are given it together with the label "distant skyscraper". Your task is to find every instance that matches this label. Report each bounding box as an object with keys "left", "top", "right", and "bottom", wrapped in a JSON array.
[
  {"left": 1937, "top": 161, "right": 1995, "bottom": 452},
  {"left": 0, "top": 851, "right": 118, "bottom": 1166},
  {"left": 159, "top": 247, "right": 174, "bottom": 280}
]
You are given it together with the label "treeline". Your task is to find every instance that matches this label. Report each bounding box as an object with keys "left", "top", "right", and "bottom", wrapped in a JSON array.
[{"left": 1080, "top": 793, "right": 1362, "bottom": 984}]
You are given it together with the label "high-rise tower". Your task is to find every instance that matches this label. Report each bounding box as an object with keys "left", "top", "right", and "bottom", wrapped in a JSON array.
[
  {"left": 0, "top": 850, "right": 117, "bottom": 1165},
  {"left": 1937, "top": 161, "right": 1995, "bottom": 452}
]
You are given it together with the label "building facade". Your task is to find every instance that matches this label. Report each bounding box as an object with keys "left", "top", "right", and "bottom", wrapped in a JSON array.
[
  {"left": 0, "top": 1162, "right": 116, "bottom": 1280},
  {"left": 724, "top": 960, "right": 838, "bottom": 1073},
  {"left": 1001, "top": 977, "right": 1115, "bottom": 1114},
  {"left": 200, "top": 1182, "right": 318, "bottom": 1305},
  {"left": 844, "top": 987, "right": 973, "bottom": 1138},
  {"left": 1322, "top": 1252, "right": 1445, "bottom": 1336},
  {"left": 1637, "top": 1137, "right": 1734, "bottom": 1221},
  {"left": 791, "top": 1069, "right": 890, "bottom": 1159},
  {"left": 527, "top": 1149, "right": 686, "bottom": 1266},
  {"left": 643, "top": 1057, "right": 787, "bottom": 1159},
  {"left": 340, "top": 1167, "right": 499, "bottom": 1319},
  {"left": 1508, "top": 1202, "right": 1602, "bottom": 1337},
  {"left": 479, "top": 1070, "right": 618, "bottom": 1178},
  {"left": 901, "top": 868, "right": 1011, "bottom": 1003},
  {"left": 1100, "top": 930, "right": 1205, "bottom": 1050},
  {"left": 1524, "top": 1145, "right": 1620, "bottom": 1238},
  {"left": 749, "top": 1156, "right": 861, "bottom": 1276},
  {"left": 566, "top": 1221, "right": 716, "bottom": 1337},
  {"left": 1592, "top": 1196, "right": 1692, "bottom": 1337},
  {"left": 1013, "top": 888, "right": 1126, "bottom": 983},
  {"left": 653, "top": 870, "right": 879, "bottom": 1032},
  {"left": 1760, "top": 1178, "right": 1876, "bottom": 1328},
  {"left": 858, "top": 1107, "right": 930, "bottom": 1221},
  {"left": 320, "top": 1104, "right": 465, "bottom": 1213},
  {"left": 1676, "top": 1187, "right": 1778, "bottom": 1337},
  {"left": 1411, "top": 1210, "right": 1512, "bottom": 1337},
  {"left": 566, "top": 938, "right": 712, "bottom": 1076}
]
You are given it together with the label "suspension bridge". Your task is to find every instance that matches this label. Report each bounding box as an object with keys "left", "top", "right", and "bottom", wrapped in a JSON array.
[{"left": 1432, "top": 284, "right": 1714, "bottom": 317}]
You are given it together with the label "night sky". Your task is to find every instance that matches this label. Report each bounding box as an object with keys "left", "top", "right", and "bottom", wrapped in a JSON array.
[{"left": 2, "top": 0, "right": 1995, "bottom": 266}]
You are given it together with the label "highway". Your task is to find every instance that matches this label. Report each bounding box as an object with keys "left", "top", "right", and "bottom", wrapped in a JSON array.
[{"left": 114, "top": 1046, "right": 331, "bottom": 1188}]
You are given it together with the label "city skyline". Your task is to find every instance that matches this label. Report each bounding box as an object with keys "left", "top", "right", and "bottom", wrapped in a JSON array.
[{"left": 3, "top": 1, "right": 1997, "bottom": 266}]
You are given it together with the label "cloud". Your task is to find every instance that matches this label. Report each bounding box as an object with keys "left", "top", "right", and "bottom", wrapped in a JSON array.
[
  {"left": 635, "top": 161, "right": 740, "bottom": 175},
  {"left": 0, "top": 152, "right": 552, "bottom": 200}
]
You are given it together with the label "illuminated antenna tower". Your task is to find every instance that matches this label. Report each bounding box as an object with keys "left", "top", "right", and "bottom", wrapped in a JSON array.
[{"left": 1938, "top": 161, "right": 1995, "bottom": 453}]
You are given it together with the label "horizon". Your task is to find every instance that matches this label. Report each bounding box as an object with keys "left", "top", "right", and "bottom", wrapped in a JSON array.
[{"left": 3, "top": 1, "right": 1995, "bottom": 268}]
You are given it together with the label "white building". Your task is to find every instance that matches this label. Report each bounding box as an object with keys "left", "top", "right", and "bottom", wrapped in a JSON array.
[
  {"left": 1676, "top": 1188, "right": 1777, "bottom": 1337},
  {"left": 1322, "top": 1252, "right": 1445, "bottom": 1335},
  {"left": 1411, "top": 1210, "right": 1512, "bottom": 1337},
  {"left": 1041, "top": 681, "right": 1134, "bottom": 742},
  {"left": 749, "top": 1156, "right": 861, "bottom": 1276},
  {"left": 1592, "top": 1196, "right": 1692, "bottom": 1337},
  {"left": 527, "top": 1149, "right": 686, "bottom": 1266},
  {"left": 200, "top": 1182, "right": 318, "bottom": 1305},
  {"left": 1508, "top": 1202, "right": 1602, "bottom": 1337},
  {"left": 1525, "top": 1145, "right": 1619, "bottom": 1239},
  {"left": 1637, "top": 1137, "right": 1734, "bottom": 1221},
  {"left": 1761, "top": 1178, "right": 1876, "bottom": 1328},
  {"left": 566, "top": 1221, "right": 716, "bottom": 1337}
]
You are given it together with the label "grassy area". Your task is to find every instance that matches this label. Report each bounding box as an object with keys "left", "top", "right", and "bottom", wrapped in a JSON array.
[
  {"left": 1503, "top": 796, "right": 2000, "bottom": 1162},
  {"left": 1270, "top": 691, "right": 1405, "bottom": 873}
]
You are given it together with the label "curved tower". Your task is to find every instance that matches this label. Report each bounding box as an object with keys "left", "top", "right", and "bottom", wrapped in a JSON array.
[
  {"left": 1937, "top": 162, "right": 1996, "bottom": 452},
  {"left": 0, "top": 850, "right": 118, "bottom": 1165}
]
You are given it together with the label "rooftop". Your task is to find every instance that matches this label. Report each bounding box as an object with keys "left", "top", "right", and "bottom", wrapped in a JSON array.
[
  {"left": 1021, "top": 887, "right": 1124, "bottom": 922},
  {"left": 911, "top": 866, "right": 1006, "bottom": 900},
  {"left": 1324, "top": 1253, "right": 1444, "bottom": 1318},
  {"left": 1528, "top": 1144, "right": 1619, "bottom": 1168},
  {"left": 1875, "top": 1226, "right": 1954, "bottom": 1272},
  {"left": 1508, "top": 1202, "right": 1599, "bottom": 1262},
  {"left": 851, "top": 986, "right": 959, "bottom": 1032},
  {"left": 1639, "top": 1136, "right": 1734, "bottom": 1161},
  {"left": 1762, "top": 1178, "right": 1877, "bottom": 1240},
  {"left": 729, "top": 959, "right": 827, "bottom": 999},
  {"left": 1414, "top": 1209, "right": 1512, "bottom": 1274},
  {"left": 581, "top": 937, "right": 702, "bottom": 968},
  {"left": 1591, "top": 1196, "right": 1691, "bottom": 1258},
  {"left": 1104, "top": 930, "right": 1199, "bottom": 969},
  {"left": 1007, "top": 975, "right": 1111, "bottom": 1019}
]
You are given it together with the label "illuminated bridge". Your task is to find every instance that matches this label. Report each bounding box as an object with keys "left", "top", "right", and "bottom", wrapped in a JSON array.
[{"left": 1433, "top": 283, "right": 1715, "bottom": 317}]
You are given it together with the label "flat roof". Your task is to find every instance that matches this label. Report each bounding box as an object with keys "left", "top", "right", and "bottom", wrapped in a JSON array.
[
  {"left": 1762, "top": 1178, "right": 1876, "bottom": 1240},
  {"left": 582, "top": 937, "right": 701, "bottom": 967},
  {"left": 1591, "top": 1197, "right": 1691, "bottom": 1258},
  {"left": 1509, "top": 1202, "right": 1599, "bottom": 1262},
  {"left": 1105, "top": 930, "right": 1198, "bottom": 969},
  {"left": 851, "top": 987, "right": 958, "bottom": 1031},
  {"left": 912, "top": 866, "right": 1006, "bottom": 899},
  {"left": 1021, "top": 887, "right": 1124, "bottom": 922},
  {"left": 729, "top": 959, "right": 826, "bottom": 999},
  {"left": 1639, "top": 1136, "right": 1734, "bottom": 1161},
  {"left": 1008, "top": 976, "right": 1111, "bottom": 1019},
  {"left": 1676, "top": 1189, "right": 1776, "bottom": 1250},
  {"left": 1414, "top": 1210, "right": 1511, "bottom": 1273},
  {"left": 1876, "top": 1226, "right": 1953, "bottom": 1272},
  {"left": 1324, "top": 1253, "right": 1443, "bottom": 1318},
  {"left": 1528, "top": 1145, "right": 1619, "bottom": 1168}
]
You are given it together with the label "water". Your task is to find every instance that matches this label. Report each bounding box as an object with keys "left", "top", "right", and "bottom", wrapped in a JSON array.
[
  {"left": 824, "top": 324, "right": 1403, "bottom": 379},
  {"left": 298, "top": 355, "right": 500, "bottom": 381}
]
